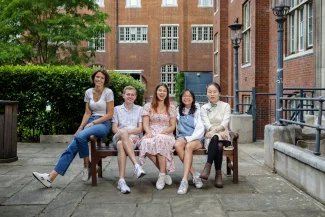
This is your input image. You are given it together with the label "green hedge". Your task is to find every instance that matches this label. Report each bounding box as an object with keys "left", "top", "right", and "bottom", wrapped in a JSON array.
[{"left": 0, "top": 65, "right": 145, "bottom": 141}]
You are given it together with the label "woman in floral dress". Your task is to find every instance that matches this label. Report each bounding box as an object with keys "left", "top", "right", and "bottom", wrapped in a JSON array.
[{"left": 139, "top": 83, "right": 177, "bottom": 190}]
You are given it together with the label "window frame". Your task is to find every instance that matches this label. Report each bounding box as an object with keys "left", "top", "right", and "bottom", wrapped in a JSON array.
[
  {"left": 161, "top": 0, "right": 178, "bottom": 7},
  {"left": 126, "top": 0, "right": 141, "bottom": 8},
  {"left": 191, "top": 25, "right": 213, "bottom": 43},
  {"left": 119, "top": 25, "right": 148, "bottom": 43},
  {"left": 96, "top": 0, "right": 104, "bottom": 7},
  {"left": 88, "top": 32, "right": 105, "bottom": 52},
  {"left": 287, "top": 0, "right": 313, "bottom": 56},
  {"left": 160, "top": 64, "right": 178, "bottom": 96},
  {"left": 242, "top": 0, "right": 251, "bottom": 65},
  {"left": 160, "top": 24, "right": 179, "bottom": 52},
  {"left": 198, "top": 0, "right": 213, "bottom": 7}
]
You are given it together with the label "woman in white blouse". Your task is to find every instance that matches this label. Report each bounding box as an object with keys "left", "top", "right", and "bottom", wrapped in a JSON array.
[{"left": 199, "top": 82, "right": 231, "bottom": 188}]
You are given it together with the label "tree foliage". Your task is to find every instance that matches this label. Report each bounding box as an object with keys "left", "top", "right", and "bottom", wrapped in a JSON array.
[{"left": 0, "top": 0, "right": 110, "bottom": 65}]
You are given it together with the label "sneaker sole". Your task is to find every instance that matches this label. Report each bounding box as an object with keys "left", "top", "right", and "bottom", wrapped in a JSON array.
[
  {"left": 32, "top": 173, "right": 51, "bottom": 188},
  {"left": 137, "top": 172, "right": 146, "bottom": 179},
  {"left": 117, "top": 186, "right": 131, "bottom": 194}
]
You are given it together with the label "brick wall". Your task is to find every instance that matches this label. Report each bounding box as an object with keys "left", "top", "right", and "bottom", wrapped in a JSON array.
[{"left": 90, "top": 0, "right": 214, "bottom": 97}]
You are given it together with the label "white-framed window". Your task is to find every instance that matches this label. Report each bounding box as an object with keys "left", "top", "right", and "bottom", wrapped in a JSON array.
[
  {"left": 242, "top": 1, "right": 251, "bottom": 64},
  {"left": 161, "top": 64, "right": 178, "bottom": 96},
  {"left": 192, "top": 25, "right": 213, "bottom": 43},
  {"left": 287, "top": 0, "right": 313, "bottom": 55},
  {"left": 119, "top": 26, "right": 148, "bottom": 43},
  {"left": 96, "top": 0, "right": 104, "bottom": 7},
  {"left": 198, "top": 0, "right": 212, "bottom": 7},
  {"left": 88, "top": 32, "right": 105, "bottom": 52},
  {"left": 126, "top": 0, "right": 141, "bottom": 8},
  {"left": 162, "top": 0, "right": 177, "bottom": 7},
  {"left": 213, "top": 0, "right": 219, "bottom": 12},
  {"left": 160, "top": 25, "right": 178, "bottom": 52},
  {"left": 243, "top": 95, "right": 251, "bottom": 113},
  {"left": 214, "top": 33, "right": 219, "bottom": 75},
  {"left": 307, "top": 2, "right": 313, "bottom": 47}
]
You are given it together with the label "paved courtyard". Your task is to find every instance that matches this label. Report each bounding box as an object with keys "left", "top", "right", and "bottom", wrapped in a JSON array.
[{"left": 0, "top": 141, "right": 324, "bottom": 217}]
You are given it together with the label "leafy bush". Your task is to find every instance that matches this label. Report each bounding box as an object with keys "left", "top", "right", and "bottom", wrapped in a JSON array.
[
  {"left": 175, "top": 71, "right": 185, "bottom": 103},
  {"left": 0, "top": 65, "right": 145, "bottom": 141}
]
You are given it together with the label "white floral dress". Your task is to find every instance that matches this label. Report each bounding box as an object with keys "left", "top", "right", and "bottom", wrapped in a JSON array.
[{"left": 139, "top": 103, "right": 177, "bottom": 173}]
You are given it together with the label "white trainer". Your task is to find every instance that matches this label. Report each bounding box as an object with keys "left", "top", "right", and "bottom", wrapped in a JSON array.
[
  {"left": 156, "top": 174, "right": 166, "bottom": 190},
  {"left": 177, "top": 180, "right": 189, "bottom": 195},
  {"left": 192, "top": 173, "right": 203, "bottom": 189},
  {"left": 117, "top": 179, "right": 131, "bottom": 194},
  {"left": 32, "top": 172, "right": 52, "bottom": 188},
  {"left": 134, "top": 165, "right": 146, "bottom": 179},
  {"left": 165, "top": 174, "right": 172, "bottom": 185},
  {"left": 81, "top": 167, "right": 90, "bottom": 182}
]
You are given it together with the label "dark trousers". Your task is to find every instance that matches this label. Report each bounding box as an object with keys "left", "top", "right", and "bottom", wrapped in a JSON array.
[{"left": 206, "top": 135, "right": 224, "bottom": 170}]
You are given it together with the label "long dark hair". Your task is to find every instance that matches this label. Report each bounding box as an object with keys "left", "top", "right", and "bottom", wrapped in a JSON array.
[
  {"left": 151, "top": 83, "right": 170, "bottom": 113},
  {"left": 179, "top": 89, "right": 197, "bottom": 116}
]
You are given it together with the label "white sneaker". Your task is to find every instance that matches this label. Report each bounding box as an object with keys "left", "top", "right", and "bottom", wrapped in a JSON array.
[
  {"left": 165, "top": 174, "right": 172, "bottom": 185},
  {"left": 81, "top": 167, "right": 90, "bottom": 182},
  {"left": 156, "top": 174, "right": 166, "bottom": 190},
  {"left": 32, "top": 172, "right": 52, "bottom": 188},
  {"left": 192, "top": 173, "right": 203, "bottom": 189},
  {"left": 177, "top": 180, "right": 189, "bottom": 195},
  {"left": 117, "top": 179, "right": 131, "bottom": 194},
  {"left": 134, "top": 165, "right": 146, "bottom": 179}
]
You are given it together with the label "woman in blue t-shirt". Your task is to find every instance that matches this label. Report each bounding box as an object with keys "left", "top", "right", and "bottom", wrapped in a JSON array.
[
  {"left": 32, "top": 69, "right": 114, "bottom": 188},
  {"left": 175, "top": 89, "right": 205, "bottom": 194}
]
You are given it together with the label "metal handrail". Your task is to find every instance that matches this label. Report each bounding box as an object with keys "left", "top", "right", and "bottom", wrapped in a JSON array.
[{"left": 280, "top": 96, "right": 325, "bottom": 155}]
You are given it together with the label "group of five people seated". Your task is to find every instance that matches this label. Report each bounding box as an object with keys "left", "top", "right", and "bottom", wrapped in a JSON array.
[{"left": 33, "top": 69, "right": 232, "bottom": 195}]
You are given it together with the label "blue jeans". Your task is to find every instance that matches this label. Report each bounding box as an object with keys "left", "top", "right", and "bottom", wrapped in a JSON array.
[{"left": 54, "top": 115, "right": 111, "bottom": 176}]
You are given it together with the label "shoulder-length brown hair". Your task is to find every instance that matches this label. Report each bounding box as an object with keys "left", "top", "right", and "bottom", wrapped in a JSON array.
[
  {"left": 90, "top": 69, "right": 109, "bottom": 86},
  {"left": 151, "top": 83, "right": 170, "bottom": 113}
]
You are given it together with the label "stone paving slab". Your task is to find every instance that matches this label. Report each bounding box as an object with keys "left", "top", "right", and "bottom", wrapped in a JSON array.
[
  {"left": 39, "top": 191, "right": 87, "bottom": 217},
  {"left": 0, "top": 205, "right": 46, "bottom": 217},
  {"left": 0, "top": 141, "right": 324, "bottom": 217}
]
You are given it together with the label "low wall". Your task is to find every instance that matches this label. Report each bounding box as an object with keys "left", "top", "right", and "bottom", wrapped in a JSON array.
[
  {"left": 274, "top": 142, "right": 325, "bottom": 204},
  {"left": 40, "top": 135, "right": 74, "bottom": 143},
  {"left": 264, "top": 124, "right": 325, "bottom": 205}
]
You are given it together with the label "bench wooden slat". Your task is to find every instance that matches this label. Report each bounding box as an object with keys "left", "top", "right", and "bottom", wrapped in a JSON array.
[{"left": 90, "top": 132, "right": 239, "bottom": 186}]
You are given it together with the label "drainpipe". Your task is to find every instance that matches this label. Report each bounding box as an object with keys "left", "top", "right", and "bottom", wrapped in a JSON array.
[{"left": 115, "top": 0, "right": 119, "bottom": 68}]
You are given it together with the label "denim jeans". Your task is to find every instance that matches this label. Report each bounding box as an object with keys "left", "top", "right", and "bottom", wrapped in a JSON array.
[{"left": 54, "top": 115, "right": 111, "bottom": 176}]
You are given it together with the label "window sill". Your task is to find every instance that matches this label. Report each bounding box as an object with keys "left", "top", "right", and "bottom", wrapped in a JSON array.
[
  {"left": 191, "top": 41, "right": 213, "bottom": 43},
  {"left": 241, "top": 63, "right": 251, "bottom": 68},
  {"left": 119, "top": 41, "right": 148, "bottom": 44},
  {"left": 161, "top": 4, "right": 178, "bottom": 7},
  {"left": 284, "top": 49, "right": 313, "bottom": 61},
  {"left": 198, "top": 5, "right": 213, "bottom": 8},
  {"left": 125, "top": 6, "right": 141, "bottom": 8},
  {"left": 160, "top": 50, "right": 179, "bottom": 52}
]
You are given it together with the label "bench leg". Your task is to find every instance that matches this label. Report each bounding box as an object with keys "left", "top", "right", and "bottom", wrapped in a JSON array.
[
  {"left": 91, "top": 158, "right": 98, "bottom": 186},
  {"left": 233, "top": 146, "right": 238, "bottom": 184},
  {"left": 226, "top": 157, "right": 232, "bottom": 176},
  {"left": 98, "top": 160, "right": 103, "bottom": 178}
]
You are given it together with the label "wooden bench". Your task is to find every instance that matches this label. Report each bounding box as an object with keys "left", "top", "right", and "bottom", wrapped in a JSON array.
[{"left": 90, "top": 132, "right": 239, "bottom": 186}]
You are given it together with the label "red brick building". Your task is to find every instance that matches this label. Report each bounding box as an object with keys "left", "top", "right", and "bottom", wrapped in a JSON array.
[
  {"left": 213, "top": 0, "right": 321, "bottom": 138},
  {"left": 89, "top": 0, "right": 214, "bottom": 98}
]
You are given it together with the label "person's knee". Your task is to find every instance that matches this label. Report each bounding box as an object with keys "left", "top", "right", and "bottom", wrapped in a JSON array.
[
  {"left": 175, "top": 141, "right": 184, "bottom": 150},
  {"left": 211, "top": 135, "right": 219, "bottom": 142},
  {"left": 185, "top": 144, "right": 194, "bottom": 152},
  {"left": 117, "top": 141, "right": 123, "bottom": 150}
]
